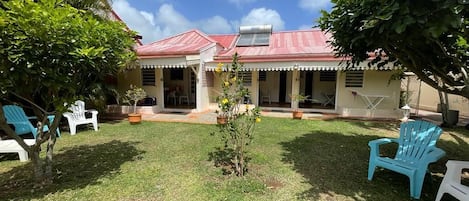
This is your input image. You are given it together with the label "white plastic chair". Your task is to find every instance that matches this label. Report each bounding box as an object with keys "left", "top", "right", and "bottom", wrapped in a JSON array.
[
  {"left": 260, "top": 90, "right": 271, "bottom": 104},
  {"left": 63, "top": 100, "right": 98, "bottom": 135},
  {"left": 435, "top": 160, "right": 469, "bottom": 201}
]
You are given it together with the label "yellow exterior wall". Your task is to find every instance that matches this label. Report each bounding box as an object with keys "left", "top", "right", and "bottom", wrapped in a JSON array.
[
  {"left": 404, "top": 76, "right": 469, "bottom": 116},
  {"left": 336, "top": 70, "right": 401, "bottom": 118}
]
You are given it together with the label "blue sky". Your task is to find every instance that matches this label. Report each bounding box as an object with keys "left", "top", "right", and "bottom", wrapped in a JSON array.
[{"left": 112, "top": 0, "right": 333, "bottom": 44}]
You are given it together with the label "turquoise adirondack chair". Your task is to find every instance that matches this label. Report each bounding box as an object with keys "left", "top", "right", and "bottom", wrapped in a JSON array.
[
  {"left": 2, "top": 105, "right": 60, "bottom": 138},
  {"left": 368, "top": 120, "right": 445, "bottom": 199}
]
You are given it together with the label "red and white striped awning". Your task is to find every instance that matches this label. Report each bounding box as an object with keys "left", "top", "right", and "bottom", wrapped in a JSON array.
[
  {"left": 205, "top": 61, "right": 400, "bottom": 71},
  {"left": 140, "top": 55, "right": 200, "bottom": 69}
]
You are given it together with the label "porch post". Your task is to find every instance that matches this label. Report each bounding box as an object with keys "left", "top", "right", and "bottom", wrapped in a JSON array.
[
  {"left": 251, "top": 71, "right": 259, "bottom": 106},
  {"left": 291, "top": 69, "right": 300, "bottom": 110},
  {"left": 156, "top": 68, "right": 165, "bottom": 110}
]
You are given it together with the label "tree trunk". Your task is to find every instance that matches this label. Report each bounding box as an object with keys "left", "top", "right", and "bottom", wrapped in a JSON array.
[
  {"left": 31, "top": 151, "right": 45, "bottom": 183},
  {"left": 438, "top": 90, "right": 448, "bottom": 125}
]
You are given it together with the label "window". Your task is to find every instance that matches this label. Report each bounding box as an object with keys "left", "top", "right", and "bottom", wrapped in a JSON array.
[
  {"left": 345, "top": 71, "right": 364, "bottom": 88},
  {"left": 320, "top": 71, "right": 336, "bottom": 81},
  {"left": 240, "top": 71, "right": 252, "bottom": 86},
  {"left": 258, "top": 71, "right": 266, "bottom": 81},
  {"left": 141, "top": 69, "right": 155, "bottom": 86},
  {"left": 170, "top": 69, "right": 184, "bottom": 80}
]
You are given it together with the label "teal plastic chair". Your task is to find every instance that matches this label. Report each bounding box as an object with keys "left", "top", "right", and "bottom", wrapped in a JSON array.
[
  {"left": 2, "top": 105, "right": 60, "bottom": 138},
  {"left": 368, "top": 120, "right": 445, "bottom": 199}
]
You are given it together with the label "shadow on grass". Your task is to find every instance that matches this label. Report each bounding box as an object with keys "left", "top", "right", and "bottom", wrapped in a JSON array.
[
  {"left": 326, "top": 118, "right": 401, "bottom": 132},
  {"left": 0, "top": 140, "right": 144, "bottom": 200},
  {"left": 280, "top": 130, "right": 469, "bottom": 201}
]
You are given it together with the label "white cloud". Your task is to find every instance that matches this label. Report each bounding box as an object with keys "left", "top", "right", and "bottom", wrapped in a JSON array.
[
  {"left": 240, "top": 8, "right": 285, "bottom": 31},
  {"left": 299, "top": 0, "right": 332, "bottom": 12},
  {"left": 112, "top": 0, "right": 165, "bottom": 44},
  {"left": 298, "top": 24, "right": 313, "bottom": 30},
  {"left": 112, "top": 1, "right": 287, "bottom": 44},
  {"left": 198, "top": 16, "right": 234, "bottom": 34},
  {"left": 228, "top": 0, "right": 257, "bottom": 7},
  {"left": 112, "top": 0, "right": 233, "bottom": 44}
]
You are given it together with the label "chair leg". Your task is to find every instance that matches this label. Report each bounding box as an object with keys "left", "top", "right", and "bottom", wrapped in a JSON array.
[
  {"left": 368, "top": 162, "right": 376, "bottom": 180},
  {"left": 18, "top": 150, "right": 28, "bottom": 162},
  {"left": 70, "top": 125, "right": 76, "bottom": 135},
  {"left": 93, "top": 122, "right": 98, "bottom": 131},
  {"left": 435, "top": 187, "right": 445, "bottom": 201},
  {"left": 410, "top": 173, "right": 425, "bottom": 199}
]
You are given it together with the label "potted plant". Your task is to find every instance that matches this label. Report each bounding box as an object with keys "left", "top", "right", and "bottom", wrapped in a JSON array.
[
  {"left": 290, "top": 93, "right": 309, "bottom": 119},
  {"left": 124, "top": 85, "right": 147, "bottom": 124}
]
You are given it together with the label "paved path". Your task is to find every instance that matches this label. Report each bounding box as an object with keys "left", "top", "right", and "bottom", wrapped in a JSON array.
[{"left": 141, "top": 109, "right": 468, "bottom": 127}]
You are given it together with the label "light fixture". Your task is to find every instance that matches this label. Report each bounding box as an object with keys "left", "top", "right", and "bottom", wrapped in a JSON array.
[{"left": 401, "top": 104, "right": 411, "bottom": 121}]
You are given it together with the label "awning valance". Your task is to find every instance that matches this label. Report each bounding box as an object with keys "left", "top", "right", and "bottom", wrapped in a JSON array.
[
  {"left": 140, "top": 55, "right": 200, "bottom": 69},
  {"left": 205, "top": 61, "right": 400, "bottom": 71}
]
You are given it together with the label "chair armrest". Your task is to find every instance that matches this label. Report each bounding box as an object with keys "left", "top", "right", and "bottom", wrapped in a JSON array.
[
  {"left": 85, "top": 109, "right": 98, "bottom": 114},
  {"left": 446, "top": 160, "right": 469, "bottom": 168},
  {"left": 63, "top": 112, "right": 73, "bottom": 119},
  {"left": 368, "top": 138, "right": 398, "bottom": 157},
  {"left": 368, "top": 138, "right": 397, "bottom": 147},
  {"left": 6, "top": 121, "right": 30, "bottom": 126},
  {"left": 421, "top": 147, "right": 445, "bottom": 165}
]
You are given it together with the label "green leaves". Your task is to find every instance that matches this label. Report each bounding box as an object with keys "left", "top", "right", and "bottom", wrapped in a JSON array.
[
  {"left": 0, "top": 0, "right": 137, "bottom": 110},
  {"left": 318, "top": 0, "right": 469, "bottom": 98}
]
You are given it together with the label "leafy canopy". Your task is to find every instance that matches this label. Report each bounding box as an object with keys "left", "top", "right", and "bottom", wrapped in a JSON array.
[
  {"left": 318, "top": 0, "right": 469, "bottom": 98},
  {"left": 0, "top": 0, "right": 137, "bottom": 112}
]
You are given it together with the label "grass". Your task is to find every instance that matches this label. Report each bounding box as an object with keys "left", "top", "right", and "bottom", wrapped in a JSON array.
[{"left": 0, "top": 117, "right": 468, "bottom": 201}]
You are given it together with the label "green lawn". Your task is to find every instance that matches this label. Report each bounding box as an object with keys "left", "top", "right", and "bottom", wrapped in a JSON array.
[{"left": 0, "top": 117, "right": 468, "bottom": 201}]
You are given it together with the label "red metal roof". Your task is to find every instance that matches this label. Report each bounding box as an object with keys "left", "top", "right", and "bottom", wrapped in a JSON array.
[
  {"left": 137, "top": 29, "right": 217, "bottom": 58},
  {"left": 137, "top": 28, "right": 338, "bottom": 61},
  {"left": 208, "top": 34, "right": 237, "bottom": 49},
  {"left": 213, "top": 29, "right": 337, "bottom": 62}
]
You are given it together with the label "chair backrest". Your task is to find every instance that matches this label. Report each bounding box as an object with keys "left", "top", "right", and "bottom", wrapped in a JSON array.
[
  {"left": 68, "top": 100, "right": 87, "bottom": 121},
  {"left": 3, "top": 105, "right": 29, "bottom": 123},
  {"left": 395, "top": 120, "right": 443, "bottom": 162},
  {"left": 2, "top": 105, "right": 37, "bottom": 136}
]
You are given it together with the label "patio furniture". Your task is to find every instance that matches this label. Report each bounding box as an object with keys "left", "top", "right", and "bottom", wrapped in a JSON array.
[
  {"left": 368, "top": 120, "right": 445, "bottom": 199},
  {"left": 3, "top": 105, "right": 60, "bottom": 138},
  {"left": 63, "top": 100, "right": 98, "bottom": 135},
  {"left": 179, "top": 94, "right": 189, "bottom": 105},
  {"left": 167, "top": 91, "right": 177, "bottom": 105},
  {"left": 0, "top": 139, "right": 35, "bottom": 162},
  {"left": 261, "top": 90, "right": 271, "bottom": 104},
  {"left": 435, "top": 160, "right": 469, "bottom": 201},
  {"left": 352, "top": 90, "right": 389, "bottom": 110},
  {"left": 321, "top": 93, "right": 335, "bottom": 106}
]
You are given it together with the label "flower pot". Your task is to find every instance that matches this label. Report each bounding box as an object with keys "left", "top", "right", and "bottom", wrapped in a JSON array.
[
  {"left": 292, "top": 111, "right": 303, "bottom": 119},
  {"left": 217, "top": 116, "right": 227, "bottom": 125},
  {"left": 128, "top": 113, "right": 142, "bottom": 124}
]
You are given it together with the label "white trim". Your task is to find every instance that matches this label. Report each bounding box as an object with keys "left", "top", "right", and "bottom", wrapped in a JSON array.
[
  {"left": 205, "top": 61, "right": 401, "bottom": 71},
  {"left": 140, "top": 57, "right": 200, "bottom": 69}
]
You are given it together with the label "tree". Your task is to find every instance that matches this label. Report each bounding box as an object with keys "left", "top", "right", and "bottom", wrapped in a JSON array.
[
  {"left": 318, "top": 0, "right": 469, "bottom": 124},
  {"left": 212, "top": 53, "right": 261, "bottom": 177},
  {"left": 0, "top": 0, "right": 137, "bottom": 184}
]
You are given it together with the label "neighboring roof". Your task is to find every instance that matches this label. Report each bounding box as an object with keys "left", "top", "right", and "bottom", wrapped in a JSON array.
[
  {"left": 110, "top": 10, "right": 143, "bottom": 46},
  {"left": 213, "top": 29, "right": 336, "bottom": 63},
  {"left": 137, "top": 29, "right": 218, "bottom": 58}
]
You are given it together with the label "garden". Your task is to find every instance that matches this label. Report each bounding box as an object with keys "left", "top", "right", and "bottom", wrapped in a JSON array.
[{"left": 0, "top": 118, "right": 468, "bottom": 201}]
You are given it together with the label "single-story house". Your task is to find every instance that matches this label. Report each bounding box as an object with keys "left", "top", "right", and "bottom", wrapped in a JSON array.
[{"left": 117, "top": 25, "right": 403, "bottom": 119}]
